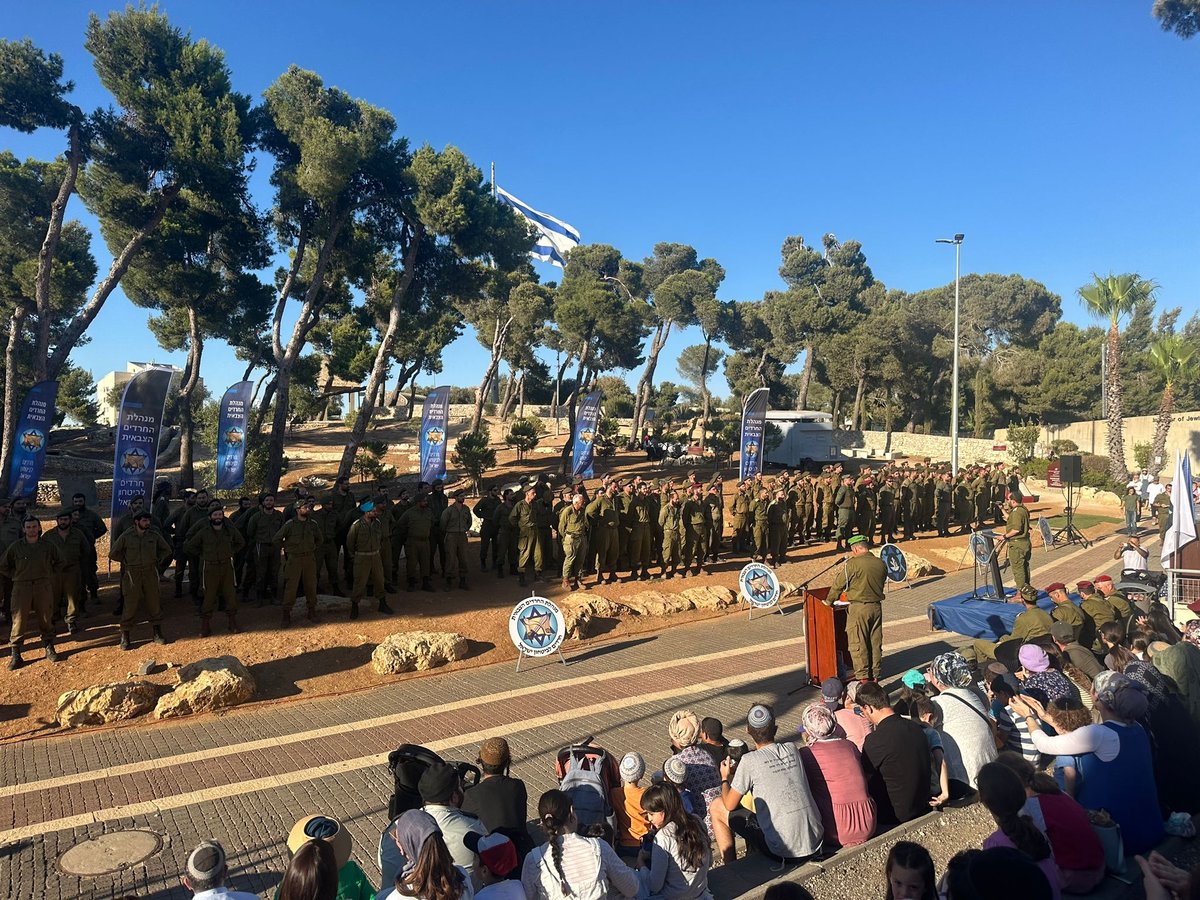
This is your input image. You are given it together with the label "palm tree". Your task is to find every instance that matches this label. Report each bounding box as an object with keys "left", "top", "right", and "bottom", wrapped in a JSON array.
[
  {"left": 1076, "top": 272, "right": 1157, "bottom": 484},
  {"left": 1147, "top": 334, "right": 1196, "bottom": 478}
]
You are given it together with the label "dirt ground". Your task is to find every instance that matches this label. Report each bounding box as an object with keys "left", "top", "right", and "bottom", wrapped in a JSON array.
[{"left": 0, "top": 426, "right": 1121, "bottom": 743}]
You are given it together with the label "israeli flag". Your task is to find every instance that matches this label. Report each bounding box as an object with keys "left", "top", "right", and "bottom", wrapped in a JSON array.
[{"left": 495, "top": 185, "right": 581, "bottom": 268}]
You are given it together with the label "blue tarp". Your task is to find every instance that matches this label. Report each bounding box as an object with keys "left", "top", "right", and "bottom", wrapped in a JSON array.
[{"left": 928, "top": 589, "right": 1083, "bottom": 641}]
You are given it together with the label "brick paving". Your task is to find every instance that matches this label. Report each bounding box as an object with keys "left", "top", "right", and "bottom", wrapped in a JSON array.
[{"left": 0, "top": 528, "right": 1133, "bottom": 899}]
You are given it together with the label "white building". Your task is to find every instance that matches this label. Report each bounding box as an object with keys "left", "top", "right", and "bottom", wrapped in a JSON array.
[{"left": 96, "top": 362, "right": 192, "bottom": 426}]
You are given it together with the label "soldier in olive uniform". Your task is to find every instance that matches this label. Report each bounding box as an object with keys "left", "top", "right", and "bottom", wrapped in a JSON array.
[
  {"left": 109, "top": 510, "right": 173, "bottom": 651},
  {"left": 44, "top": 509, "right": 91, "bottom": 636},
  {"left": 558, "top": 494, "right": 589, "bottom": 590},
  {"left": 1, "top": 516, "right": 63, "bottom": 668},
  {"left": 628, "top": 484, "right": 653, "bottom": 581},
  {"left": 833, "top": 475, "right": 855, "bottom": 551},
  {"left": 1047, "top": 583, "right": 1094, "bottom": 650},
  {"left": 972, "top": 584, "right": 1053, "bottom": 665},
  {"left": 69, "top": 493, "right": 107, "bottom": 605},
  {"left": 375, "top": 489, "right": 396, "bottom": 593},
  {"left": 878, "top": 477, "right": 897, "bottom": 545},
  {"left": 842, "top": 535, "right": 886, "bottom": 680},
  {"left": 177, "top": 488, "right": 213, "bottom": 603},
  {"left": 819, "top": 472, "right": 837, "bottom": 541},
  {"left": 273, "top": 497, "right": 324, "bottom": 625},
  {"left": 0, "top": 498, "right": 19, "bottom": 624},
  {"left": 935, "top": 473, "right": 953, "bottom": 538},
  {"left": 492, "top": 491, "right": 519, "bottom": 578},
  {"left": 996, "top": 492, "right": 1032, "bottom": 592},
  {"left": 1153, "top": 487, "right": 1173, "bottom": 541},
  {"left": 441, "top": 490, "right": 473, "bottom": 591},
  {"left": 313, "top": 493, "right": 343, "bottom": 595},
  {"left": 766, "top": 489, "right": 789, "bottom": 567},
  {"left": 587, "top": 484, "right": 621, "bottom": 585},
  {"left": 248, "top": 493, "right": 285, "bottom": 605},
  {"left": 730, "top": 483, "right": 749, "bottom": 552},
  {"left": 704, "top": 484, "right": 724, "bottom": 563},
  {"left": 750, "top": 487, "right": 770, "bottom": 561},
  {"left": 1094, "top": 575, "right": 1131, "bottom": 623},
  {"left": 327, "top": 475, "right": 359, "bottom": 584},
  {"left": 475, "top": 486, "right": 501, "bottom": 572},
  {"left": 397, "top": 493, "right": 437, "bottom": 591},
  {"left": 659, "top": 490, "right": 684, "bottom": 579},
  {"left": 617, "top": 482, "right": 636, "bottom": 571},
  {"left": 1079, "top": 587, "right": 1118, "bottom": 652},
  {"left": 185, "top": 505, "right": 246, "bottom": 636},
  {"left": 428, "top": 480, "right": 449, "bottom": 576},
  {"left": 510, "top": 486, "right": 542, "bottom": 586},
  {"left": 680, "top": 486, "right": 709, "bottom": 577},
  {"left": 346, "top": 501, "right": 393, "bottom": 618}
]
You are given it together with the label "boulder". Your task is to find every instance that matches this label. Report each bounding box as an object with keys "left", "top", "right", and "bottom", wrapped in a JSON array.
[
  {"left": 902, "top": 552, "right": 939, "bottom": 578},
  {"left": 678, "top": 585, "right": 738, "bottom": 610},
  {"left": 314, "top": 593, "right": 352, "bottom": 612},
  {"left": 561, "top": 596, "right": 636, "bottom": 639},
  {"left": 778, "top": 581, "right": 804, "bottom": 599},
  {"left": 57, "top": 681, "right": 163, "bottom": 728},
  {"left": 154, "top": 655, "right": 256, "bottom": 720},
  {"left": 372, "top": 631, "right": 468, "bottom": 675},
  {"left": 619, "top": 590, "right": 692, "bottom": 616}
]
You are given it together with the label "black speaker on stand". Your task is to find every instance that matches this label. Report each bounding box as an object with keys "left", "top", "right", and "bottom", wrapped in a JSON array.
[{"left": 1052, "top": 454, "right": 1091, "bottom": 549}]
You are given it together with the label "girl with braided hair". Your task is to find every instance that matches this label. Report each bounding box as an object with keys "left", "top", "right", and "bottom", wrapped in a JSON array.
[
  {"left": 976, "top": 762, "right": 1061, "bottom": 900},
  {"left": 521, "top": 790, "right": 637, "bottom": 900}
]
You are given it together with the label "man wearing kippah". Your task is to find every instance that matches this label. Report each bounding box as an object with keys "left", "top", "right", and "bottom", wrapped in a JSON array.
[
  {"left": 843, "top": 534, "right": 887, "bottom": 680},
  {"left": 181, "top": 839, "right": 258, "bottom": 899}
]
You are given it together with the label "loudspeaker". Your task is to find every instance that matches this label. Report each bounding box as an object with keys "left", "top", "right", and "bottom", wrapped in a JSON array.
[{"left": 1059, "top": 454, "right": 1082, "bottom": 485}]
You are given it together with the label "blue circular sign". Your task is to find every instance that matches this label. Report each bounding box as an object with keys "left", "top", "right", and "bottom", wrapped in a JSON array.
[
  {"left": 879, "top": 543, "right": 907, "bottom": 582},
  {"left": 509, "top": 596, "right": 565, "bottom": 657},
  {"left": 739, "top": 562, "right": 781, "bottom": 608}
]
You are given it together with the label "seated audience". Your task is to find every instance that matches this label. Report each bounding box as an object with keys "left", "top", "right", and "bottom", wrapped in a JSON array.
[
  {"left": 710, "top": 703, "right": 823, "bottom": 864},
  {"left": 885, "top": 840, "right": 936, "bottom": 900},
  {"left": 1048, "top": 622, "right": 1103, "bottom": 683},
  {"left": 986, "top": 677, "right": 1040, "bottom": 765},
  {"left": 1148, "top": 636, "right": 1200, "bottom": 730},
  {"left": 1014, "top": 644, "right": 1080, "bottom": 707},
  {"left": 420, "top": 763, "right": 487, "bottom": 888},
  {"left": 662, "top": 756, "right": 696, "bottom": 816},
  {"left": 941, "top": 847, "right": 1053, "bottom": 900},
  {"left": 797, "top": 703, "right": 876, "bottom": 848},
  {"left": 380, "top": 809, "right": 473, "bottom": 900},
  {"left": 762, "top": 884, "right": 815, "bottom": 900},
  {"left": 1010, "top": 674, "right": 1165, "bottom": 855},
  {"left": 636, "top": 784, "right": 713, "bottom": 900},
  {"left": 666, "top": 710, "right": 722, "bottom": 831},
  {"left": 462, "top": 738, "right": 532, "bottom": 862},
  {"left": 469, "top": 834, "right": 524, "bottom": 900},
  {"left": 286, "top": 815, "right": 375, "bottom": 900},
  {"left": 927, "top": 652, "right": 998, "bottom": 793},
  {"left": 833, "top": 680, "right": 875, "bottom": 751},
  {"left": 697, "top": 717, "right": 727, "bottom": 767},
  {"left": 182, "top": 840, "right": 259, "bottom": 900},
  {"left": 992, "top": 752, "right": 1105, "bottom": 894},
  {"left": 857, "top": 682, "right": 932, "bottom": 829},
  {"left": 611, "top": 752, "right": 649, "bottom": 860},
  {"left": 976, "top": 763, "right": 1061, "bottom": 900},
  {"left": 910, "top": 698, "right": 950, "bottom": 808},
  {"left": 281, "top": 839, "right": 340, "bottom": 900},
  {"left": 521, "top": 790, "right": 637, "bottom": 900}
]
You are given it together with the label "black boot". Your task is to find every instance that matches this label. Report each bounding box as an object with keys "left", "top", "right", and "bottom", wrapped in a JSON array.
[
  {"left": 44, "top": 639, "right": 60, "bottom": 663},
  {"left": 119, "top": 630, "right": 132, "bottom": 651},
  {"left": 444, "top": 579, "right": 453, "bottom": 592},
  {"left": 458, "top": 577, "right": 468, "bottom": 591},
  {"left": 378, "top": 598, "right": 394, "bottom": 615},
  {"left": 518, "top": 573, "right": 526, "bottom": 586},
  {"left": 406, "top": 579, "right": 416, "bottom": 592},
  {"left": 8, "top": 640, "right": 22, "bottom": 670},
  {"left": 152, "top": 625, "right": 169, "bottom": 645},
  {"left": 200, "top": 615, "right": 212, "bottom": 638},
  {"left": 421, "top": 577, "right": 434, "bottom": 592},
  {"left": 350, "top": 601, "right": 359, "bottom": 620}
]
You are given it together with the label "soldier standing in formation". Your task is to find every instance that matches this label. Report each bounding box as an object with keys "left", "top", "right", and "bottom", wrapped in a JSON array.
[
  {"left": 108, "top": 509, "right": 172, "bottom": 651},
  {"left": 274, "top": 497, "right": 324, "bottom": 626},
  {"left": 440, "top": 489, "right": 473, "bottom": 591},
  {"left": 397, "top": 491, "right": 437, "bottom": 591},
  {"left": 346, "top": 500, "right": 393, "bottom": 619},
  {"left": 1, "top": 515, "right": 62, "bottom": 668},
  {"left": 44, "top": 509, "right": 91, "bottom": 636},
  {"left": 185, "top": 505, "right": 245, "bottom": 636},
  {"left": 558, "top": 493, "right": 589, "bottom": 590}
]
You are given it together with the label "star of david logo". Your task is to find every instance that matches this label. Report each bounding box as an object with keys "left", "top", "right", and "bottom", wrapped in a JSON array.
[{"left": 519, "top": 605, "right": 557, "bottom": 647}]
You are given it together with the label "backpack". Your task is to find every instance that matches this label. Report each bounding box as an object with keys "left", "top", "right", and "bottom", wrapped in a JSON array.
[{"left": 559, "top": 750, "right": 612, "bottom": 829}]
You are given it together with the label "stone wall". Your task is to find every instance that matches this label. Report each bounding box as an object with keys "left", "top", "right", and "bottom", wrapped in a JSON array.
[
  {"left": 994, "top": 411, "right": 1200, "bottom": 470},
  {"left": 831, "top": 429, "right": 1010, "bottom": 464}
]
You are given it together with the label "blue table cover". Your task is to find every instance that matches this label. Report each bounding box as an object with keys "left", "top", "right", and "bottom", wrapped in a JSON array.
[{"left": 928, "top": 589, "right": 1083, "bottom": 641}]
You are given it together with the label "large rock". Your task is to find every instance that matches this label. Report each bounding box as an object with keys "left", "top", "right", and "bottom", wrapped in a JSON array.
[
  {"left": 314, "top": 593, "right": 352, "bottom": 612},
  {"left": 372, "top": 631, "right": 468, "bottom": 675},
  {"left": 56, "top": 681, "right": 163, "bottom": 728},
  {"left": 678, "top": 585, "right": 738, "bottom": 610},
  {"left": 901, "top": 552, "right": 939, "bottom": 578},
  {"left": 620, "top": 590, "right": 693, "bottom": 616},
  {"left": 561, "top": 596, "right": 636, "bottom": 639},
  {"left": 154, "top": 655, "right": 256, "bottom": 720}
]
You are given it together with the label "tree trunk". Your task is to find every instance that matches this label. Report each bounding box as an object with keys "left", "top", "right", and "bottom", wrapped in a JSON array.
[
  {"left": 34, "top": 124, "right": 82, "bottom": 382},
  {"left": 831, "top": 391, "right": 842, "bottom": 431},
  {"left": 46, "top": 183, "right": 181, "bottom": 382},
  {"left": 1149, "top": 382, "right": 1174, "bottom": 479},
  {"left": 472, "top": 315, "right": 513, "bottom": 432},
  {"left": 1105, "top": 324, "right": 1130, "bottom": 484},
  {"left": 251, "top": 376, "right": 276, "bottom": 437},
  {"left": 386, "top": 368, "right": 404, "bottom": 408},
  {"left": 698, "top": 337, "right": 713, "bottom": 453},
  {"left": 176, "top": 306, "right": 204, "bottom": 489},
  {"left": 629, "top": 320, "right": 671, "bottom": 449},
  {"left": 559, "top": 343, "right": 591, "bottom": 474},
  {"left": 797, "top": 344, "right": 815, "bottom": 409},
  {"left": 0, "top": 301, "right": 33, "bottom": 496},
  {"left": 851, "top": 372, "right": 867, "bottom": 431},
  {"left": 519, "top": 372, "right": 526, "bottom": 420},
  {"left": 499, "top": 364, "right": 519, "bottom": 422},
  {"left": 266, "top": 216, "right": 345, "bottom": 491},
  {"left": 336, "top": 223, "right": 424, "bottom": 479},
  {"left": 407, "top": 376, "right": 419, "bottom": 420}
]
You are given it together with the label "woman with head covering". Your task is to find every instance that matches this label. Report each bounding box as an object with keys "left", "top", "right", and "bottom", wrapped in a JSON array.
[
  {"left": 1010, "top": 673, "right": 1165, "bottom": 855},
  {"left": 1014, "top": 644, "right": 1080, "bottom": 708},
  {"left": 379, "top": 809, "right": 474, "bottom": 900},
  {"left": 926, "top": 652, "right": 998, "bottom": 794},
  {"left": 797, "top": 703, "right": 876, "bottom": 848}
]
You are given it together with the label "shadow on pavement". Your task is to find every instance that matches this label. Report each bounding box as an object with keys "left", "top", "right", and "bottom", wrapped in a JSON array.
[
  {"left": 567, "top": 636, "right": 657, "bottom": 665},
  {"left": 249, "top": 643, "right": 375, "bottom": 699}
]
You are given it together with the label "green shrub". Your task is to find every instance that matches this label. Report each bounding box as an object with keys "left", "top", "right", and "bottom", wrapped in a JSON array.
[
  {"left": 1022, "top": 459, "right": 1051, "bottom": 481},
  {"left": 594, "top": 418, "right": 620, "bottom": 457},
  {"left": 452, "top": 430, "right": 496, "bottom": 492},
  {"left": 1133, "top": 442, "right": 1153, "bottom": 472},
  {"left": 1050, "top": 439, "right": 1078, "bottom": 456},
  {"left": 344, "top": 408, "right": 359, "bottom": 431},
  {"left": 505, "top": 417, "right": 545, "bottom": 460},
  {"left": 1007, "top": 424, "right": 1041, "bottom": 465}
]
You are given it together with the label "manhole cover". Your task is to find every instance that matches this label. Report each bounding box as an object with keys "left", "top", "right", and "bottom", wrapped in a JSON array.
[{"left": 59, "top": 830, "right": 162, "bottom": 876}]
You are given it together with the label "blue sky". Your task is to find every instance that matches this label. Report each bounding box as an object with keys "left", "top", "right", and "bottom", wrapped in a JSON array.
[{"left": 5, "top": 1, "right": 1199, "bottom": 403}]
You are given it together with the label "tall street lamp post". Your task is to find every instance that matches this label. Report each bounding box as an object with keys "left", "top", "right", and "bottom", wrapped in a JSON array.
[{"left": 935, "top": 233, "right": 965, "bottom": 476}]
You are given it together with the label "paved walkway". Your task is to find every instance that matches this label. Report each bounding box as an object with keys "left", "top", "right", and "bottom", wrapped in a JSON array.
[{"left": 0, "top": 527, "right": 1134, "bottom": 899}]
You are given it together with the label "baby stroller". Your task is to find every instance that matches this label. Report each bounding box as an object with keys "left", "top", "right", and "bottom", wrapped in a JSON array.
[
  {"left": 386, "top": 743, "right": 480, "bottom": 820},
  {"left": 556, "top": 736, "right": 619, "bottom": 839}
]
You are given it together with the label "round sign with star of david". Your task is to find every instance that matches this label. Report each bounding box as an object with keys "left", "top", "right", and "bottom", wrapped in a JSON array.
[
  {"left": 739, "top": 562, "right": 781, "bottom": 609},
  {"left": 879, "top": 543, "right": 907, "bottom": 583},
  {"left": 509, "top": 595, "right": 566, "bottom": 657}
]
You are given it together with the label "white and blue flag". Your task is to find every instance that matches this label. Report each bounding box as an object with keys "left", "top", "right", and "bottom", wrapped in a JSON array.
[{"left": 495, "top": 185, "right": 580, "bottom": 268}]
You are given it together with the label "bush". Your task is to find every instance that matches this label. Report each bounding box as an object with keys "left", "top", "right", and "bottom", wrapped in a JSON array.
[
  {"left": 352, "top": 441, "right": 391, "bottom": 483},
  {"left": 1007, "top": 424, "right": 1041, "bottom": 465},
  {"left": 344, "top": 408, "right": 359, "bottom": 431},
  {"left": 1022, "top": 458, "right": 1051, "bottom": 481},
  {"left": 1134, "top": 442, "right": 1153, "bottom": 472},
  {"left": 594, "top": 418, "right": 620, "bottom": 458},
  {"left": 452, "top": 430, "right": 496, "bottom": 492},
  {"left": 1050, "top": 438, "right": 1078, "bottom": 456},
  {"left": 505, "top": 417, "right": 545, "bottom": 461}
]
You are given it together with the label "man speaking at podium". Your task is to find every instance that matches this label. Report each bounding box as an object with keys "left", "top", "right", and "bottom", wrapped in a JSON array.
[{"left": 844, "top": 534, "right": 887, "bottom": 680}]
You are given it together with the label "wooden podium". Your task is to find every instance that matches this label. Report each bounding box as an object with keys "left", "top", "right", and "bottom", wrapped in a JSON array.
[{"left": 804, "top": 586, "right": 850, "bottom": 687}]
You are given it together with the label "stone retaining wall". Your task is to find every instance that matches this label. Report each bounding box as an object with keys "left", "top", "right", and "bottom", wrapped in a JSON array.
[{"left": 830, "top": 430, "right": 1009, "bottom": 464}]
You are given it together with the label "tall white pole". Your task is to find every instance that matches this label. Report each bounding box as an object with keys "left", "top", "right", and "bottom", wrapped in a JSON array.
[{"left": 951, "top": 241, "right": 961, "bottom": 477}]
